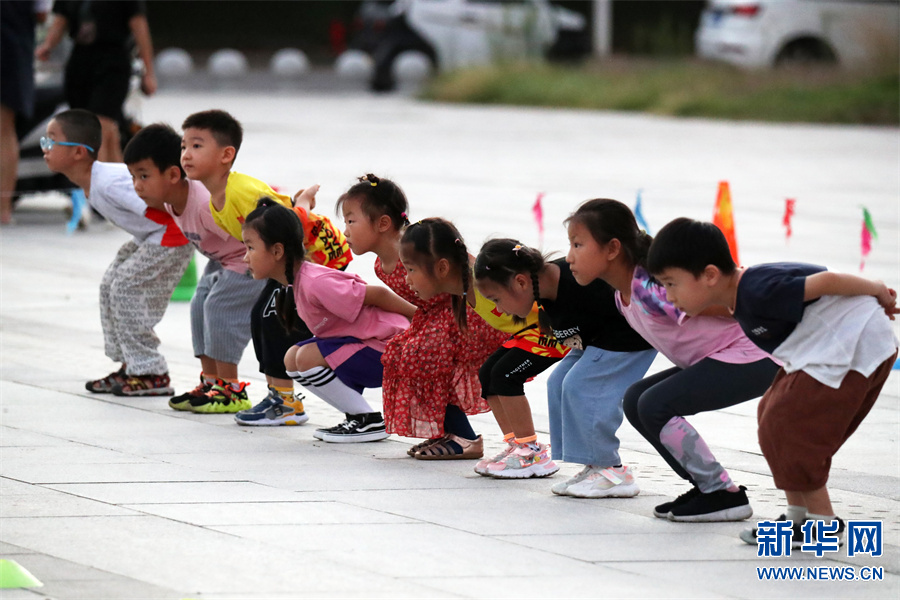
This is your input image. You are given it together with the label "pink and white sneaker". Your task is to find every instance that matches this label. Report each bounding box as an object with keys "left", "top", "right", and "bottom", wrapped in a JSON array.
[
  {"left": 564, "top": 465, "right": 639, "bottom": 498},
  {"left": 486, "top": 443, "right": 560, "bottom": 479},
  {"left": 474, "top": 440, "right": 517, "bottom": 476}
]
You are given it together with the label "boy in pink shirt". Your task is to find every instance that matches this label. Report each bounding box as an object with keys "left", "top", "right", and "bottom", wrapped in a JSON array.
[{"left": 124, "top": 124, "right": 267, "bottom": 414}]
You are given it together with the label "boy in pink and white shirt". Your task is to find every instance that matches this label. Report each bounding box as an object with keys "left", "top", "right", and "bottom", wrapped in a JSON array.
[{"left": 125, "top": 124, "right": 266, "bottom": 414}]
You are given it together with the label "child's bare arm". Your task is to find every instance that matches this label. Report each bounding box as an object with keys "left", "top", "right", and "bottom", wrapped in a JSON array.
[
  {"left": 804, "top": 272, "right": 899, "bottom": 320},
  {"left": 364, "top": 285, "right": 417, "bottom": 320},
  {"left": 293, "top": 184, "right": 319, "bottom": 212}
]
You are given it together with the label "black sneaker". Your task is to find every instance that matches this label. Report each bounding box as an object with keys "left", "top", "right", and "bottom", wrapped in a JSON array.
[
  {"left": 668, "top": 485, "right": 753, "bottom": 522},
  {"left": 654, "top": 486, "right": 702, "bottom": 519},
  {"left": 740, "top": 515, "right": 844, "bottom": 548},
  {"left": 319, "top": 412, "right": 389, "bottom": 443}
]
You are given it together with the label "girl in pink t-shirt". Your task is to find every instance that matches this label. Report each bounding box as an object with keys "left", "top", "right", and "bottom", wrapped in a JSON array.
[
  {"left": 241, "top": 198, "right": 415, "bottom": 443},
  {"left": 565, "top": 198, "right": 779, "bottom": 523}
]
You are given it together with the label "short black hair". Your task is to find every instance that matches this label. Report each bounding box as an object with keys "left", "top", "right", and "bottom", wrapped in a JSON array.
[
  {"left": 53, "top": 109, "right": 101, "bottom": 160},
  {"left": 181, "top": 109, "right": 243, "bottom": 155},
  {"left": 647, "top": 217, "right": 737, "bottom": 277},
  {"left": 123, "top": 123, "right": 185, "bottom": 178}
]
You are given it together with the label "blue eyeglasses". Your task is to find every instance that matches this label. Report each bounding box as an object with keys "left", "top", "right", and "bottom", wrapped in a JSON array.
[{"left": 40, "top": 136, "right": 95, "bottom": 153}]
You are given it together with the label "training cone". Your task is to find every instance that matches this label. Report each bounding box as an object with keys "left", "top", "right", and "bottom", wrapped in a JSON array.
[
  {"left": 712, "top": 181, "right": 740, "bottom": 265},
  {"left": 171, "top": 253, "right": 198, "bottom": 302},
  {"left": 0, "top": 559, "right": 43, "bottom": 589}
]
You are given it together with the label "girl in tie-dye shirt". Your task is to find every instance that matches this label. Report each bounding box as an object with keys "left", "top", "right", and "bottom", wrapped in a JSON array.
[{"left": 565, "top": 198, "right": 779, "bottom": 523}]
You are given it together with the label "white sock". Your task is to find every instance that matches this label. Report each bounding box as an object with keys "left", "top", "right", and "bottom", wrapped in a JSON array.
[
  {"left": 786, "top": 505, "right": 808, "bottom": 523},
  {"left": 807, "top": 512, "right": 837, "bottom": 524},
  {"left": 289, "top": 367, "right": 373, "bottom": 415}
]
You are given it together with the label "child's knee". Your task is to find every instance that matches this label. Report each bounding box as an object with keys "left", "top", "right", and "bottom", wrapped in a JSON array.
[
  {"left": 293, "top": 344, "right": 325, "bottom": 372},
  {"left": 283, "top": 345, "right": 299, "bottom": 372}
]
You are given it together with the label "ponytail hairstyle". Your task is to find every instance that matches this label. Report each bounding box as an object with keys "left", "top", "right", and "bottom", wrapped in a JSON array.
[
  {"left": 335, "top": 173, "right": 410, "bottom": 230},
  {"left": 564, "top": 198, "right": 652, "bottom": 269},
  {"left": 243, "top": 197, "right": 307, "bottom": 332},
  {"left": 474, "top": 239, "right": 551, "bottom": 332},
  {"left": 400, "top": 217, "right": 470, "bottom": 331}
]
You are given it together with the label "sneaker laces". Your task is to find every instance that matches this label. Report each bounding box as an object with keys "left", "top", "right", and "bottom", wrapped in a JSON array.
[
  {"left": 568, "top": 464, "right": 595, "bottom": 484},
  {"left": 337, "top": 418, "right": 361, "bottom": 432}
]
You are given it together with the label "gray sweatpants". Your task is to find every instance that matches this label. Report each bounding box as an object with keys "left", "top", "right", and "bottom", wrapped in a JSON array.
[
  {"left": 190, "top": 260, "right": 266, "bottom": 364},
  {"left": 99, "top": 241, "right": 193, "bottom": 375}
]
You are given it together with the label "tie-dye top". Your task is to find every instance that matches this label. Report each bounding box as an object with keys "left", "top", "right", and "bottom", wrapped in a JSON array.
[{"left": 615, "top": 267, "right": 770, "bottom": 369}]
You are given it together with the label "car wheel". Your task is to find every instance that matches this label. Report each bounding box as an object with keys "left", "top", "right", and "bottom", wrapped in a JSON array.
[{"left": 775, "top": 38, "right": 837, "bottom": 67}]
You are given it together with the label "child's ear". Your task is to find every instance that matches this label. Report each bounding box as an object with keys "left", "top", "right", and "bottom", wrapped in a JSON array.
[
  {"left": 221, "top": 146, "right": 236, "bottom": 165},
  {"left": 166, "top": 165, "right": 182, "bottom": 183},
  {"left": 376, "top": 214, "right": 393, "bottom": 233},
  {"left": 513, "top": 273, "right": 530, "bottom": 292},
  {"left": 606, "top": 238, "right": 622, "bottom": 261},
  {"left": 702, "top": 265, "right": 722, "bottom": 286},
  {"left": 271, "top": 242, "right": 285, "bottom": 261},
  {"left": 435, "top": 257, "right": 450, "bottom": 279}
]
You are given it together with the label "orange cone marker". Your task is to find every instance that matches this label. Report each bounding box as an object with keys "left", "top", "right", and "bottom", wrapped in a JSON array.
[{"left": 713, "top": 181, "right": 740, "bottom": 265}]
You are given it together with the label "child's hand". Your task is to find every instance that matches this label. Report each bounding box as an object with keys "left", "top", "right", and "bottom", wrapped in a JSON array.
[
  {"left": 293, "top": 184, "right": 319, "bottom": 211},
  {"left": 875, "top": 283, "right": 899, "bottom": 320}
]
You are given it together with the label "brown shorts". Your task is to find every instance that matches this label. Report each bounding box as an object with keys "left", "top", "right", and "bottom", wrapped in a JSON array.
[{"left": 757, "top": 351, "right": 897, "bottom": 491}]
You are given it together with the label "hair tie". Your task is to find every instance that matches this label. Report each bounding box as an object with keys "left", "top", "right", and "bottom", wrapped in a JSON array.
[
  {"left": 370, "top": 182, "right": 377, "bottom": 187},
  {"left": 484, "top": 265, "right": 491, "bottom": 271},
  {"left": 454, "top": 238, "right": 462, "bottom": 246}
]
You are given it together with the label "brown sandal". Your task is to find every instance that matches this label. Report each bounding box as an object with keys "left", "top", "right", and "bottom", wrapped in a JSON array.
[
  {"left": 407, "top": 438, "right": 442, "bottom": 457},
  {"left": 414, "top": 434, "right": 483, "bottom": 460}
]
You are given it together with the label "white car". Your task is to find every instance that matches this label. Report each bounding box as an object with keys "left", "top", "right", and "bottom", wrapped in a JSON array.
[
  {"left": 695, "top": 0, "right": 900, "bottom": 68},
  {"left": 365, "top": 0, "right": 588, "bottom": 90}
]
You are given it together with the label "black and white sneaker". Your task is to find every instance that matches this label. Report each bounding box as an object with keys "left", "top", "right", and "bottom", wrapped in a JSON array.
[
  {"left": 319, "top": 412, "right": 389, "bottom": 443},
  {"left": 654, "top": 486, "right": 702, "bottom": 519},
  {"left": 668, "top": 485, "right": 753, "bottom": 522}
]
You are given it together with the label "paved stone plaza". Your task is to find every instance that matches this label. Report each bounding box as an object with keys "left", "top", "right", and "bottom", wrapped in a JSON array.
[{"left": 1, "top": 90, "right": 898, "bottom": 599}]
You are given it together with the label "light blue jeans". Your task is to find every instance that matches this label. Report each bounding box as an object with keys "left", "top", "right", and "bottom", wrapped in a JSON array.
[{"left": 548, "top": 346, "right": 657, "bottom": 467}]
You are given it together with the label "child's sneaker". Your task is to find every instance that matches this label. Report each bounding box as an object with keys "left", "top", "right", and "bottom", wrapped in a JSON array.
[
  {"left": 234, "top": 388, "right": 309, "bottom": 426},
  {"left": 168, "top": 376, "right": 213, "bottom": 411},
  {"left": 551, "top": 464, "right": 594, "bottom": 495},
  {"left": 319, "top": 412, "right": 389, "bottom": 443},
  {"left": 85, "top": 366, "right": 127, "bottom": 394},
  {"left": 668, "top": 485, "right": 753, "bottom": 522},
  {"left": 111, "top": 373, "right": 174, "bottom": 397},
  {"left": 474, "top": 440, "right": 517, "bottom": 476},
  {"left": 487, "top": 443, "right": 560, "bottom": 479},
  {"left": 190, "top": 381, "right": 252, "bottom": 414},
  {"left": 565, "top": 466, "right": 640, "bottom": 498},
  {"left": 653, "top": 486, "right": 702, "bottom": 518}
]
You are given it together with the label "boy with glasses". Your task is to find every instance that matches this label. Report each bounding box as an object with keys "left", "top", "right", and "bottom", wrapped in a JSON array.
[{"left": 43, "top": 108, "right": 193, "bottom": 396}]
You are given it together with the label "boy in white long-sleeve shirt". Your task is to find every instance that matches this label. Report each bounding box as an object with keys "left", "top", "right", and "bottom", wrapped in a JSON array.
[{"left": 43, "top": 109, "right": 192, "bottom": 396}]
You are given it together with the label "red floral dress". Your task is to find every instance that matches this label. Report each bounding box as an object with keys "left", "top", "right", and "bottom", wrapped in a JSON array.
[{"left": 377, "top": 258, "right": 508, "bottom": 438}]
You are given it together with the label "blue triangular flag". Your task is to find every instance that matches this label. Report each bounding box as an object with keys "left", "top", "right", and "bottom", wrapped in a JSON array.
[{"left": 635, "top": 189, "right": 651, "bottom": 234}]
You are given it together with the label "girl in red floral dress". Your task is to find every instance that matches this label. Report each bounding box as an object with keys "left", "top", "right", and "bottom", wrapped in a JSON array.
[{"left": 337, "top": 174, "right": 507, "bottom": 459}]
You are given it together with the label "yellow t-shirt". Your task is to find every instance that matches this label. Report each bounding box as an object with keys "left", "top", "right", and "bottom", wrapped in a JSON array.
[
  {"left": 211, "top": 171, "right": 351, "bottom": 270},
  {"left": 211, "top": 171, "right": 292, "bottom": 240},
  {"left": 471, "top": 286, "right": 568, "bottom": 359}
]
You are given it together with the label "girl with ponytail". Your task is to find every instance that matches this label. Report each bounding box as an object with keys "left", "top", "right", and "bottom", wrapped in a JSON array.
[
  {"left": 565, "top": 199, "right": 778, "bottom": 521},
  {"left": 399, "top": 219, "right": 567, "bottom": 462},
  {"left": 242, "top": 198, "right": 416, "bottom": 443},
  {"left": 474, "top": 239, "right": 656, "bottom": 486},
  {"left": 337, "top": 175, "right": 508, "bottom": 460}
]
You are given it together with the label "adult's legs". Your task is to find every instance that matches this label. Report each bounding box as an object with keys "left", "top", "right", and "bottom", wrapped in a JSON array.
[{"left": 0, "top": 105, "right": 18, "bottom": 224}]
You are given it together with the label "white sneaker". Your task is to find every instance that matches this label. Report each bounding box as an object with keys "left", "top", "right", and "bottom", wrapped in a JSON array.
[
  {"left": 474, "top": 440, "right": 516, "bottom": 476},
  {"left": 564, "top": 465, "right": 640, "bottom": 498},
  {"left": 551, "top": 464, "right": 594, "bottom": 496},
  {"left": 486, "top": 443, "right": 560, "bottom": 479}
]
